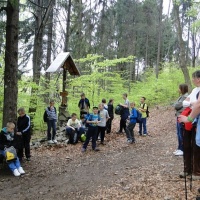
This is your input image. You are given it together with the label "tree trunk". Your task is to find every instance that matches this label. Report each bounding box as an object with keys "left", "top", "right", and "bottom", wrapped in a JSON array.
[
  {"left": 173, "top": 2, "right": 192, "bottom": 91},
  {"left": 156, "top": 0, "right": 163, "bottom": 79},
  {"left": 3, "top": 0, "right": 19, "bottom": 127},
  {"left": 45, "top": 0, "right": 55, "bottom": 104}
]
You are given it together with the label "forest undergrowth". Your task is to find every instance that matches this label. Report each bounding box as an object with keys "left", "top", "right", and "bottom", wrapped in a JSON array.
[{"left": 0, "top": 106, "right": 199, "bottom": 200}]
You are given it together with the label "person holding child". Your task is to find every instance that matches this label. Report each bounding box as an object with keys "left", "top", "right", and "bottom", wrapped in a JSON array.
[
  {"left": 82, "top": 106, "right": 101, "bottom": 152},
  {"left": 0, "top": 122, "right": 25, "bottom": 177},
  {"left": 66, "top": 113, "right": 84, "bottom": 144},
  {"left": 125, "top": 102, "right": 137, "bottom": 143}
]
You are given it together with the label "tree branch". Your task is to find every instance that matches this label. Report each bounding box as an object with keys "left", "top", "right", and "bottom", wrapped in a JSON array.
[{"left": 27, "top": 0, "right": 47, "bottom": 9}]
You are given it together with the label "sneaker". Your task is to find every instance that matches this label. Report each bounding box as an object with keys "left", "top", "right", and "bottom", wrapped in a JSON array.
[
  {"left": 143, "top": 134, "right": 147, "bottom": 137},
  {"left": 173, "top": 150, "right": 179, "bottom": 154},
  {"left": 179, "top": 172, "right": 191, "bottom": 178},
  {"left": 53, "top": 139, "right": 58, "bottom": 144},
  {"left": 13, "top": 169, "right": 21, "bottom": 177},
  {"left": 81, "top": 148, "right": 86, "bottom": 152},
  {"left": 48, "top": 140, "right": 54, "bottom": 144},
  {"left": 93, "top": 148, "right": 100, "bottom": 151},
  {"left": 127, "top": 139, "right": 132, "bottom": 144},
  {"left": 174, "top": 150, "right": 183, "bottom": 156},
  {"left": 18, "top": 167, "right": 25, "bottom": 175}
]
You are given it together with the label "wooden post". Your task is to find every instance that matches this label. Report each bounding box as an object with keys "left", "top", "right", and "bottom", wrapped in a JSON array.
[{"left": 60, "top": 91, "right": 68, "bottom": 107}]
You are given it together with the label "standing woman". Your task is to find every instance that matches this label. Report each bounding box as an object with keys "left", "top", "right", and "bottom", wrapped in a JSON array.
[{"left": 173, "top": 84, "right": 189, "bottom": 156}]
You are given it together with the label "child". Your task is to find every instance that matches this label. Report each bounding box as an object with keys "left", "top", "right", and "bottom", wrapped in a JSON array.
[
  {"left": 17, "top": 107, "right": 31, "bottom": 161},
  {"left": 97, "top": 103, "right": 110, "bottom": 145},
  {"left": 82, "top": 107, "right": 101, "bottom": 152},
  {"left": 107, "top": 99, "right": 114, "bottom": 134},
  {"left": 0, "top": 122, "right": 25, "bottom": 176},
  {"left": 125, "top": 102, "right": 137, "bottom": 143},
  {"left": 66, "top": 113, "right": 84, "bottom": 144},
  {"left": 102, "top": 98, "right": 108, "bottom": 110}
]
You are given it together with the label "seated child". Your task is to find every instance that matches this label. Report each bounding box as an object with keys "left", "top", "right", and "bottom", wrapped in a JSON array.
[
  {"left": 125, "top": 102, "right": 137, "bottom": 143},
  {"left": 0, "top": 122, "right": 25, "bottom": 177},
  {"left": 82, "top": 106, "right": 101, "bottom": 152},
  {"left": 66, "top": 113, "right": 84, "bottom": 144}
]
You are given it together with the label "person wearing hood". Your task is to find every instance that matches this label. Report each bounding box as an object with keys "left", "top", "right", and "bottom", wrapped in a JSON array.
[{"left": 0, "top": 122, "right": 25, "bottom": 177}]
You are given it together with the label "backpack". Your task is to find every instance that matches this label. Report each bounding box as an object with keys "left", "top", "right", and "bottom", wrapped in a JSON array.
[
  {"left": 115, "top": 105, "right": 123, "bottom": 115},
  {"left": 43, "top": 107, "right": 56, "bottom": 122},
  {"left": 136, "top": 109, "right": 142, "bottom": 123},
  {"left": 5, "top": 146, "right": 17, "bottom": 163},
  {"left": 142, "top": 103, "right": 150, "bottom": 118}
]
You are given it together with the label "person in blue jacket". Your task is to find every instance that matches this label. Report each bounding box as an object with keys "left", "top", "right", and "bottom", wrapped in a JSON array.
[{"left": 125, "top": 102, "right": 137, "bottom": 143}]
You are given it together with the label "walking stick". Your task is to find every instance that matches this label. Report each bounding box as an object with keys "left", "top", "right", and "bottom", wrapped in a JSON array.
[{"left": 182, "top": 124, "right": 188, "bottom": 200}]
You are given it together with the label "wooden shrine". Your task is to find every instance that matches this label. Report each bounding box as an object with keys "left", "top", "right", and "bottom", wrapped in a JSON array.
[{"left": 46, "top": 52, "right": 80, "bottom": 125}]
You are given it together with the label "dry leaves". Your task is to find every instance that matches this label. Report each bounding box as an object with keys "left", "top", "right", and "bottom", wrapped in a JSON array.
[{"left": 0, "top": 106, "right": 200, "bottom": 200}]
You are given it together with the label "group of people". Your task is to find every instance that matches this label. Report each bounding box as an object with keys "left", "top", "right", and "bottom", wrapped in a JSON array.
[
  {"left": 174, "top": 70, "right": 200, "bottom": 182},
  {"left": 0, "top": 108, "right": 31, "bottom": 176},
  {"left": 0, "top": 92, "right": 149, "bottom": 177},
  {"left": 66, "top": 93, "right": 149, "bottom": 152}
]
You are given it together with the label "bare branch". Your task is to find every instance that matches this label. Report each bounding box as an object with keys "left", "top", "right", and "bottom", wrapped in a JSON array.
[{"left": 27, "top": 0, "right": 47, "bottom": 9}]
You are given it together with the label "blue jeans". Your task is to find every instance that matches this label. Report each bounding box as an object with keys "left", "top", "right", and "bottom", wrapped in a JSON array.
[
  {"left": 139, "top": 118, "right": 147, "bottom": 135},
  {"left": 0, "top": 150, "right": 21, "bottom": 172},
  {"left": 66, "top": 127, "right": 85, "bottom": 143},
  {"left": 47, "top": 119, "right": 57, "bottom": 140},
  {"left": 176, "top": 119, "right": 183, "bottom": 151}
]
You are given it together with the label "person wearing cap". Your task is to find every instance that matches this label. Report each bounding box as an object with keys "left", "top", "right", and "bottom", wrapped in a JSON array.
[
  {"left": 82, "top": 106, "right": 101, "bottom": 152},
  {"left": 78, "top": 93, "right": 90, "bottom": 118}
]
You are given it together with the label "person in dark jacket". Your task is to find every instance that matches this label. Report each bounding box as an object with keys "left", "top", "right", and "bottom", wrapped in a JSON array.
[
  {"left": 117, "top": 93, "right": 130, "bottom": 134},
  {"left": 17, "top": 107, "right": 31, "bottom": 161},
  {"left": 106, "top": 99, "right": 114, "bottom": 134},
  {"left": 0, "top": 122, "right": 25, "bottom": 176},
  {"left": 78, "top": 93, "right": 90, "bottom": 118},
  {"left": 173, "top": 84, "right": 188, "bottom": 156}
]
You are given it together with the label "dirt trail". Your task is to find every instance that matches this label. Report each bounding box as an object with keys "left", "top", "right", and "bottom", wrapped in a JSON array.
[{"left": 0, "top": 107, "right": 199, "bottom": 200}]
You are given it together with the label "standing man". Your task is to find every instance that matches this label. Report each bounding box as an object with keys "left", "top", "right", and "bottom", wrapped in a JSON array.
[
  {"left": 78, "top": 93, "right": 90, "bottom": 118},
  {"left": 17, "top": 107, "right": 31, "bottom": 161},
  {"left": 138, "top": 97, "right": 148, "bottom": 136},
  {"left": 46, "top": 100, "right": 57, "bottom": 144}
]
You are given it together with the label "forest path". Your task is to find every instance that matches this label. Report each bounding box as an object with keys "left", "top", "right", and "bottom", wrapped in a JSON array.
[{"left": 0, "top": 106, "right": 199, "bottom": 199}]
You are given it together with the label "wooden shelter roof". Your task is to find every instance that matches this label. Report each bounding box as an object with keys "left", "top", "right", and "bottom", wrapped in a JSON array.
[{"left": 46, "top": 52, "right": 80, "bottom": 76}]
